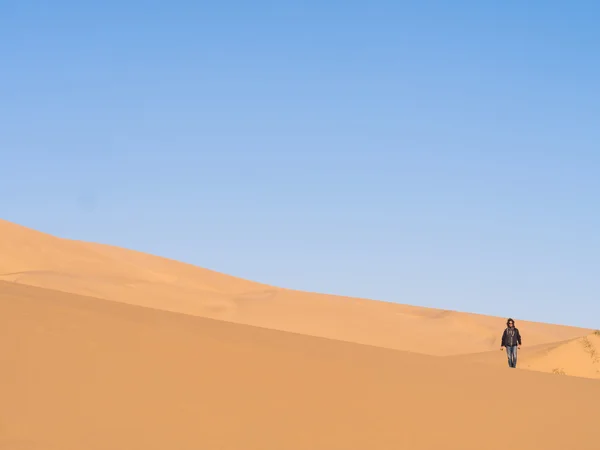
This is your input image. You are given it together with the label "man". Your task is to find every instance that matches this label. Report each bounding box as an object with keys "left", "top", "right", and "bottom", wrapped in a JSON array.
[{"left": 500, "top": 318, "right": 521, "bottom": 368}]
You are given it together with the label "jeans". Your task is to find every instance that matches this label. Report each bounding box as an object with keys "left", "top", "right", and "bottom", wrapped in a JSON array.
[{"left": 506, "top": 345, "right": 518, "bottom": 368}]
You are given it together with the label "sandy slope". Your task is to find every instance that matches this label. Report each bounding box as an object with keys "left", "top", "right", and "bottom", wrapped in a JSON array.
[
  {"left": 0, "top": 219, "right": 591, "bottom": 357},
  {"left": 2, "top": 281, "right": 600, "bottom": 450},
  {"left": 522, "top": 334, "right": 600, "bottom": 378}
]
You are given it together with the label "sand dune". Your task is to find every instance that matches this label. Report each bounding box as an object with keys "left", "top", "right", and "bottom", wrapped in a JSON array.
[
  {"left": 522, "top": 333, "right": 600, "bottom": 378},
  {"left": 0, "top": 219, "right": 592, "bottom": 358},
  {"left": 2, "top": 218, "right": 599, "bottom": 448},
  {"left": 2, "top": 281, "right": 599, "bottom": 450}
]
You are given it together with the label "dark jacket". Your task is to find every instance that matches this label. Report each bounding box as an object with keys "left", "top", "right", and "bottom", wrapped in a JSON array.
[{"left": 501, "top": 327, "right": 522, "bottom": 347}]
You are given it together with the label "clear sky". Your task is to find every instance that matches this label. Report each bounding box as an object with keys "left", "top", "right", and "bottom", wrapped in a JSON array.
[{"left": 1, "top": 1, "right": 598, "bottom": 328}]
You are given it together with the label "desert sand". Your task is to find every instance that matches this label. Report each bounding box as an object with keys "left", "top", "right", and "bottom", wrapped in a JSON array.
[{"left": 1, "top": 218, "right": 599, "bottom": 449}]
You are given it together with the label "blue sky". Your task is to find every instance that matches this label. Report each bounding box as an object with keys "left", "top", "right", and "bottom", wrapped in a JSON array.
[{"left": 1, "top": 1, "right": 598, "bottom": 328}]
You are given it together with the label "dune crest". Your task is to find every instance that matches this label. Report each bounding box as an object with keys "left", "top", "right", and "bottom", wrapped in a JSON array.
[{"left": 0, "top": 218, "right": 593, "bottom": 360}]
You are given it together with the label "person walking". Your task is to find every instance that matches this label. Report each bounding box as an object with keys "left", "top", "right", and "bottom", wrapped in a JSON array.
[{"left": 500, "top": 318, "right": 521, "bottom": 368}]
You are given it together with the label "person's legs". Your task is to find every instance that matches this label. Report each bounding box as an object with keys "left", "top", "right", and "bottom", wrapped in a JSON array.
[{"left": 506, "top": 346, "right": 517, "bottom": 368}]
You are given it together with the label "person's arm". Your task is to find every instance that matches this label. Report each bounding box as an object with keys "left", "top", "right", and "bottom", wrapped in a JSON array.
[
  {"left": 517, "top": 329, "right": 522, "bottom": 346},
  {"left": 500, "top": 329, "right": 506, "bottom": 349}
]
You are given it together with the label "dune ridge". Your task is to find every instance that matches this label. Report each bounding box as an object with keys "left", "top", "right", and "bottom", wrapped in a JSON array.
[{"left": 0, "top": 219, "right": 592, "bottom": 361}]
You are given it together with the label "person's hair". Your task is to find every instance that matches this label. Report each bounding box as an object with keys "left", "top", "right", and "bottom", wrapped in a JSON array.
[{"left": 507, "top": 318, "right": 515, "bottom": 326}]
